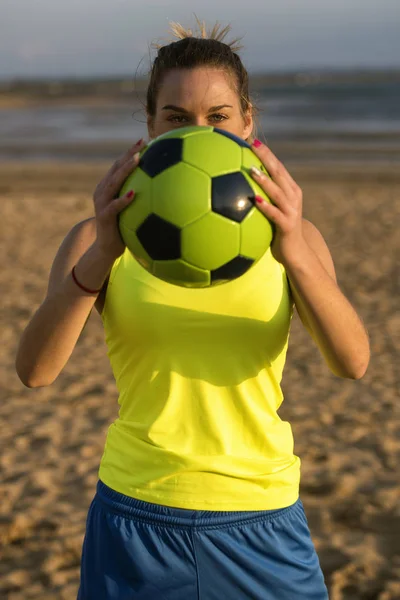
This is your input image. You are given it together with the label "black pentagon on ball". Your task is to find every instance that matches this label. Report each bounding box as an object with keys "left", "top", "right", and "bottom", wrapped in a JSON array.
[
  {"left": 211, "top": 255, "right": 255, "bottom": 283},
  {"left": 139, "top": 138, "right": 183, "bottom": 178},
  {"left": 212, "top": 172, "right": 255, "bottom": 223},
  {"left": 213, "top": 128, "right": 251, "bottom": 148},
  {"left": 137, "top": 213, "right": 181, "bottom": 260}
]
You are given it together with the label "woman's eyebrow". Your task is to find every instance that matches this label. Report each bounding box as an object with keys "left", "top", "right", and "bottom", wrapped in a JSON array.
[{"left": 162, "top": 104, "right": 233, "bottom": 112}]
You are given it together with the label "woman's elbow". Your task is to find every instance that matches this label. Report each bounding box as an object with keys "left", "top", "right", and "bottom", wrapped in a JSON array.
[
  {"left": 16, "top": 367, "right": 51, "bottom": 388},
  {"left": 332, "top": 355, "right": 370, "bottom": 380},
  {"left": 15, "top": 357, "right": 55, "bottom": 389}
]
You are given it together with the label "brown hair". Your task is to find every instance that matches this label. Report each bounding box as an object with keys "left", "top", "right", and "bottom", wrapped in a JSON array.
[{"left": 146, "top": 20, "right": 256, "bottom": 137}]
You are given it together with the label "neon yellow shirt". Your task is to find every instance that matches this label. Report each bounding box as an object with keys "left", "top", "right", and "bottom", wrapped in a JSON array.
[{"left": 99, "top": 247, "right": 301, "bottom": 510}]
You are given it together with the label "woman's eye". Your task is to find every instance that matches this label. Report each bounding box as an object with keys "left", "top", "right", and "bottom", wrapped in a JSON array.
[
  {"left": 209, "top": 114, "right": 227, "bottom": 123},
  {"left": 168, "top": 115, "right": 188, "bottom": 123},
  {"left": 167, "top": 114, "right": 228, "bottom": 124}
]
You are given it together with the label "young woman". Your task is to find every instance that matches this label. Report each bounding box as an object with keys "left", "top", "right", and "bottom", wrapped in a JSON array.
[{"left": 16, "top": 21, "right": 370, "bottom": 600}]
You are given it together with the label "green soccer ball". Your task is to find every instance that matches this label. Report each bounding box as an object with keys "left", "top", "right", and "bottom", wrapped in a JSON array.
[{"left": 118, "top": 126, "right": 274, "bottom": 288}]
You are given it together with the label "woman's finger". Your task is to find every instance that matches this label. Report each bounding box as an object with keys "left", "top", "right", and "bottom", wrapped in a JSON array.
[
  {"left": 109, "top": 138, "right": 146, "bottom": 176},
  {"left": 252, "top": 141, "right": 297, "bottom": 198},
  {"left": 95, "top": 139, "right": 145, "bottom": 199},
  {"left": 103, "top": 190, "right": 136, "bottom": 218},
  {"left": 114, "top": 150, "right": 142, "bottom": 186},
  {"left": 250, "top": 167, "right": 292, "bottom": 213},
  {"left": 102, "top": 152, "right": 141, "bottom": 201},
  {"left": 254, "top": 196, "right": 286, "bottom": 229}
]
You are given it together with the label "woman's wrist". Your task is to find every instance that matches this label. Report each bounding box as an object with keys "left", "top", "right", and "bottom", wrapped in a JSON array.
[{"left": 73, "top": 242, "right": 117, "bottom": 294}]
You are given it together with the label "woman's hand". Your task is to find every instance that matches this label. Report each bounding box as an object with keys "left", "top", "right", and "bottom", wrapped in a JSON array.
[
  {"left": 93, "top": 138, "right": 146, "bottom": 261},
  {"left": 249, "top": 140, "right": 306, "bottom": 265}
]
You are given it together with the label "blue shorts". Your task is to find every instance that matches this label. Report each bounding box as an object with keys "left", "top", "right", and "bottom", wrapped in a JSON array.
[{"left": 77, "top": 480, "right": 328, "bottom": 600}]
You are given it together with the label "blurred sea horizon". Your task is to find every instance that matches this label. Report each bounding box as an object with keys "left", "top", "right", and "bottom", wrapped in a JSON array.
[{"left": 1, "top": 69, "right": 400, "bottom": 165}]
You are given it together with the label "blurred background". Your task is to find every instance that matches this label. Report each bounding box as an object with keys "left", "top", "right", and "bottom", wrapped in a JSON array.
[
  {"left": 1, "top": 2, "right": 399, "bottom": 599},
  {"left": 1, "top": 0, "right": 400, "bottom": 164}
]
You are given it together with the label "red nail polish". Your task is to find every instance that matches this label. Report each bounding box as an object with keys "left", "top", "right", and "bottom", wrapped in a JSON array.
[
  {"left": 253, "top": 139, "right": 262, "bottom": 148},
  {"left": 127, "top": 190, "right": 134, "bottom": 198},
  {"left": 255, "top": 195, "right": 264, "bottom": 204}
]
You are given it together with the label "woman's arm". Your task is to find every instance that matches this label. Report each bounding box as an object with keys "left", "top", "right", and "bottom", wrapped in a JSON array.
[
  {"left": 15, "top": 138, "right": 146, "bottom": 388},
  {"left": 249, "top": 140, "right": 370, "bottom": 379},
  {"left": 15, "top": 218, "right": 113, "bottom": 388},
  {"left": 285, "top": 219, "right": 370, "bottom": 379}
]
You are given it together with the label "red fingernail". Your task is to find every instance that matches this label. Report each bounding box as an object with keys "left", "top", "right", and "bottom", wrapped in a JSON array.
[
  {"left": 255, "top": 195, "right": 264, "bottom": 204},
  {"left": 127, "top": 190, "right": 134, "bottom": 198},
  {"left": 253, "top": 139, "right": 262, "bottom": 148}
]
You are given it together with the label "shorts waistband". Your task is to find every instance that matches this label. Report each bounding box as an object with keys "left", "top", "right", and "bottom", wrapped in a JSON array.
[{"left": 95, "top": 480, "right": 302, "bottom": 531}]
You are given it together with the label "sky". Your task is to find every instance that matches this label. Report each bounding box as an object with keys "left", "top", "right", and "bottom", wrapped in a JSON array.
[{"left": 1, "top": 0, "right": 399, "bottom": 79}]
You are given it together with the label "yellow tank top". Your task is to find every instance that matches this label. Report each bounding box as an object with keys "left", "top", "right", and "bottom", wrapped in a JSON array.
[{"left": 99, "top": 247, "right": 301, "bottom": 510}]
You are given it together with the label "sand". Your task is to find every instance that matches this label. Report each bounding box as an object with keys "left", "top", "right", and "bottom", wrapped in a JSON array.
[{"left": 0, "top": 161, "right": 399, "bottom": 599}]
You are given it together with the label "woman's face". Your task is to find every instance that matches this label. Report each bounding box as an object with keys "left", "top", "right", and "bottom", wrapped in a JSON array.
[{"left": 147, "top": 67, "right": 253, "bottom": 141}]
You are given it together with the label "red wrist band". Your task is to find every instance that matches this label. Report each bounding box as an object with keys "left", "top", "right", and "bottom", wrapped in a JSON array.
[{"left": 71, "top": 265, "right": 103, "bottom": 294}]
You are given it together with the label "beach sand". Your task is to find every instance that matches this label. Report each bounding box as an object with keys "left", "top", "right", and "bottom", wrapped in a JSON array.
[{"left": 1, "top": 161, "right": 399, "bottom": 599}]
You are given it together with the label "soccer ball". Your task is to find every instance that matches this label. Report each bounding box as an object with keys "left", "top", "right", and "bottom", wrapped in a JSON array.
[{"left": 118, "top": 126, "right": 273, "bottom": 288}]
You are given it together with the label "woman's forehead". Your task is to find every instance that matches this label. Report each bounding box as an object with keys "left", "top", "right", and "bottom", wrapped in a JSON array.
[{"left": 157, "top": 67, "right": 238, "bottom": 108}]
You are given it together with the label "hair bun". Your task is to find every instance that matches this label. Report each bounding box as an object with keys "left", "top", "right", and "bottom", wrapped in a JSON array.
[{"left": 153, "top": 16, "right": 243, "bottom": 53}]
